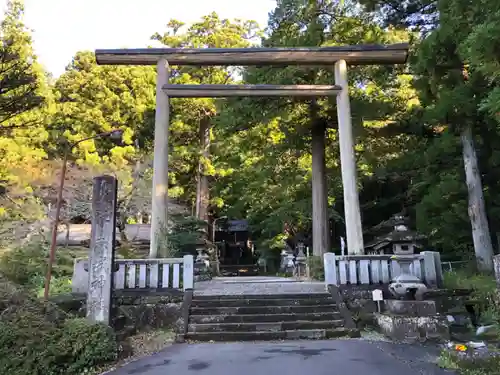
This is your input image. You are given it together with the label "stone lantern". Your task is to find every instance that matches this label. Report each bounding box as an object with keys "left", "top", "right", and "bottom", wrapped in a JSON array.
[
  {"left": 295, "top": 242, "right": 307, "bottom": 279},
  {"left": 388, "top": 255, "right": 428, "bottom": 300},
  {"left": 365, "top": 214, "right": 426, "bottom": 255}
]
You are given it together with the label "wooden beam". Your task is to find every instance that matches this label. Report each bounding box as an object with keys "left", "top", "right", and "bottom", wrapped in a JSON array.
[
  {"left": 95, "top": 43, "right": 409, "bottom": 66},
  {"left": 162, "top": 84, "right": 342, "bottom": 97}
]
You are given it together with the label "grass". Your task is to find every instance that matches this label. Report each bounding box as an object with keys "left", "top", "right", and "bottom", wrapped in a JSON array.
[
  {"left": 443, "top": 269, "right": 499, "bottom": 326},
  {"left": 438, "top": 349, "right": 500, "bottom": 375},
  {"left": 439, "top": 268, "right": 500, "bottom": 374}
]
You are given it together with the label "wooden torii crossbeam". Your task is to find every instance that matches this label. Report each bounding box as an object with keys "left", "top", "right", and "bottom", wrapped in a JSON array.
[
  {"left": 95, "top": 43, "right": 408, "bottom": 66},
  {"left": 95, "top": 43, "right": 409, "bottom": 258},
  {"left": 162, "top": 84, "right": 343, "bottom": 97}
]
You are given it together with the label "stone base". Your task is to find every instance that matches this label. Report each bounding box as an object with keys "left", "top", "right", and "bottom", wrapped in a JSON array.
[
  {"left": 385, "top": 300, "right": 437, "bottom": 316},
  {"left": 194, "top": 273, "right": 212, "bottom": 282},
  {"left": 374, "top": 313, "right": 449, "bottom": 343},
  {"left": 194, "top": 262, "right": 213, "bottom": 282}
]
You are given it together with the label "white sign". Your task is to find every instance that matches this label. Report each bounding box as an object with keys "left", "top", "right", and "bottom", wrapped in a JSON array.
[{"left": 372, "top": 289, "right": 383, "bottom": 301}]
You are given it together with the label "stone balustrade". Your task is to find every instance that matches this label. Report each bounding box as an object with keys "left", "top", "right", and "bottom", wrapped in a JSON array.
[
  {"left": 72, "top": 255, "right": 194, "bottom": 293},
  {"left": 323, "top": 252, "right": 443, "bottom": 288}
]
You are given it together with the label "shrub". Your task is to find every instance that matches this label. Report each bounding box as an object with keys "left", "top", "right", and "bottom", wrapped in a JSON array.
[
  {"left": 307, "top": 256, "right": 324, "bottom": 281},
  {"left": 0, "top": 275, "right": 118, "bottom": 375},
  {"left": 439, "top": 348, "right": 500, "bottom": 375},
  {"left": 444, "top": 269, "right": 500, "bottom": 325},
  {"left": 0, "top": 240, "right": 74, "bottom": 292},
  {"left": 57, "top": 318, "right": 118, "bottom": 374}
]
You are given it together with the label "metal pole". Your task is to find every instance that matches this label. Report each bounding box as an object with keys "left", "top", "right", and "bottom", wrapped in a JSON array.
[
  {"left": 43, "top": 150, "right": 68, "bottom": 301},
  {"left": 212, "top": 219, "right": 217, "bottom": 244}
]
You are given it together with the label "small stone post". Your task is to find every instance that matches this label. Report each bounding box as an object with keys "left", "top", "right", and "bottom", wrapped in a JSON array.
[
  {"left": 324, "top": 252, "right": 337, "bottom": 289},
  {"left": 86, "top": 175, "right": 118, "bottom": 325},
  {"left": 183, "top": 254, "right": 194, "bottom": 290}
]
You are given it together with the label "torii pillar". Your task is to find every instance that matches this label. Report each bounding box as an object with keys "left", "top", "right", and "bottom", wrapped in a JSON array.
[
  {"left": 311, "top": 60, "right": 364, "bottom": 256},
  {"left": 335, "top": 59, "right": 364, "bottom": 254},
  {"left": 150, "top": 58, "right": 169, "bottom": 258}
]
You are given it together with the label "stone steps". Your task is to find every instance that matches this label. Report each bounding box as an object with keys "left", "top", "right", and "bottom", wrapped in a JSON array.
[
  {"left": 186, "top": 293, "right": 360, "bottom": 342},
  {"left": 185, "top": 328, "right": 360, "bottom": 342},
  {"left": 188, "top": 320, "right": 344, "bottom": 332},
  {"left": 189, "top": 312, "right": 342, "bottom": 324},
  {"left": 190, "top": 304, "right": 337, "bottom": 315},
  {"left": 191, "top": 297, "right": 335, "bottom": 308},
  {"left": 193, "top": 293, "right": 329, "bottom": 300}
]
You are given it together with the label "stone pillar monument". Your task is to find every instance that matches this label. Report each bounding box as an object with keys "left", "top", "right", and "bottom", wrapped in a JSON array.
[{"left": 86, "top": 175, "right": 118, "bottom": 325}]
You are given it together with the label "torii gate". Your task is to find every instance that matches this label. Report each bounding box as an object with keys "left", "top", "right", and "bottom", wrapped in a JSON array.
[{"left": 95, "top": 44, "right": 409, "bottom": 258}]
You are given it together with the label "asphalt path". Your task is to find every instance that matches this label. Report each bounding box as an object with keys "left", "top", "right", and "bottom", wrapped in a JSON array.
[{"left": 107, "top": 339, "right": 454, "bottom": 375}]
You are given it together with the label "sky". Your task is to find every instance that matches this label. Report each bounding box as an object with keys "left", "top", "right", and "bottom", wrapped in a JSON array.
[{"left": 1, "top": 0, "right": 276, "bottom": 77}]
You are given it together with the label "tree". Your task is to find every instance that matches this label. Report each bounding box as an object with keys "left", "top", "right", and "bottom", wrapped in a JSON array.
[
  {"left": 151, "top": 14, "right": 260, "bottom": 220},
  {"left": 358, "top": 0, "right": 438, "bottom": 30},
  {"left": 51, "top": 51, "right": 156, "bottom": 165},
  {"left": 410, "top": 0, "right": 499, "bottom": 271},
  {"left": 213, "top": 0, "right": 414, "bottom": 253},
  {"left": 0, "top": 0, "right": 50, "bottom": 241},
  {"left": 0, "top": 0, "right": 46, "bottom": 130}
]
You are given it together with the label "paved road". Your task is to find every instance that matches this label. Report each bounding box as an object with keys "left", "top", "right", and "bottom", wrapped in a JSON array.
[{"left": 108, "top": 339, "right": 454, "bottom": 375}]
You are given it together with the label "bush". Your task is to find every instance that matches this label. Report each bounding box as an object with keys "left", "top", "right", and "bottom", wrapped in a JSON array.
[
  {"left": 439, "top": 349, "right": 500, "bottom": 375},
  {"left": 0, "top": 240, "right": 74, "bottom": 293},
  {"left": 0, "top": 275, "right": 118, "bottom": 375},
  {"left": 444, "top": 269, "right": 500, "bottom": 325},
  {"left": 307, "top": 256, "right": 324, "bottom": 281}
]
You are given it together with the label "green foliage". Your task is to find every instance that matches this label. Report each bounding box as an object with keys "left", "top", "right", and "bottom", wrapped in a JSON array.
[
  {"left": 0, "top": 0, "right": 47, "bottom": 128},
  {"left": 165, "top": 213, "right": 207, "bottom": 257},
  {"left": 307, "top": 256, "right": 325, "bottom": 281},
  {"left": 51, "top": 51, "right": 155, "bottom": 165},
  {"left": 439, "top": 349, "right": 500, "bottom": 375},
  {"left": 213, "top": 0, "right": 415, "bottom": 248},
  {"left": 0, "top": 275, "right": 117, "bottom": 375},
  {"left": 151, "top": 13, "right": 261, "bottom": 206},
  {"left": 3, "top": 0, "right": 500, "bottom": 284},
  {"left": 0, "top": 0, "right": 51, "bottom": 226},
  {"left": 57, "top": 318, "right": 118, "bottom": 373},
  {"left": 444, "top": 270, "right": 500, "bottom": 325},
  {"left": 0, "top": 241, "right": 74, "bottom": 293}
]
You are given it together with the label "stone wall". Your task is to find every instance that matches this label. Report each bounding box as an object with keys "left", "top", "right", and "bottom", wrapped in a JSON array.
[
  {"left": 339, "top": 285, "right": 472, "bottom": 314},
  {"left": 337, "top": 284, "right": 473, "bottom": 334},
  {"left": 51, "top": 289, "right": 184, "bottom": 339},
  {"left": 374, "top": 313, "right": 450, "bottom": 343}
]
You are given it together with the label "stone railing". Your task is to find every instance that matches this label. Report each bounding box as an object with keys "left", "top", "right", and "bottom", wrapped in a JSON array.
[
  {"left": 72, "top": 255, "right": 194, "bottom": 293},
  {"left": 323, "top": 252, "right": 443, "bottom": 288}
]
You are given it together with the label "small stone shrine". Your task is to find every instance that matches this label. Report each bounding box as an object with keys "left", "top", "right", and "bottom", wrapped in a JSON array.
[{"left": 365, "top": 214, "right": 426, "bottom": 255}]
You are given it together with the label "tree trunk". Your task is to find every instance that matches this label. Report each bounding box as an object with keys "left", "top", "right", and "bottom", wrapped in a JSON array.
[
  {"left": 311, "top": 122, "right": 330, "bottom": 256},
  {"left": 461, "top": 124, "right": 494, "bottom": 272},
  {"left": 196, "top": 117, "right": 211, "bottom": 222}
]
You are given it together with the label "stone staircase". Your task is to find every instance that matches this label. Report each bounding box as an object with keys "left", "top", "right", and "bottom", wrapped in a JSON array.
[{"left": 185, "top": 293, "right": 360, "bottom": 341}]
